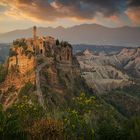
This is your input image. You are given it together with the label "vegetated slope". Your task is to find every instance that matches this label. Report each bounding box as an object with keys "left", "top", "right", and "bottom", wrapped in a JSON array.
[
  {"left": 102, "top": 90, "right": 140, "bottom": 117},
  {"left": 101, "top": 76, "right": 140, "bottom": 118}
]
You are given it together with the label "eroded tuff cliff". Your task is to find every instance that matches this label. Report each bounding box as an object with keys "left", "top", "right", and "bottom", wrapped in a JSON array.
[
  {"left": 0, "top": 36, "right": 91, "bottom": 110},
  {"left": 0, "top": 39, "right": 36, "bottom": 109}
]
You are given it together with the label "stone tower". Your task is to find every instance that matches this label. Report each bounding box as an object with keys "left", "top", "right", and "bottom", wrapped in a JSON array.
[
  {"left": 33, "top": 26, "right": 37, "bottom": 54},
  {"left": 33, "top": 26, "right": 37, "bottom": 40}
]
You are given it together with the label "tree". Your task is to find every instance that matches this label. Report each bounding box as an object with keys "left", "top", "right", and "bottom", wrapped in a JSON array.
[
  {"left": 56, "top": 39, "right": 60, "bottom": 46},
  {"left": 97, "top": 120, "right": 124, "bottom": 140},
  {"left": 9, "top": 49, "right": 17, "bottom": 57},
  {"left": 28, "top": 119, "right": 63, "bottom": 140},
  {"left": 11, "top": 96, "right": 44, "bottom": 127},
  {"left": 0, "top": 64, "right": 7, "bottom": 83},
  {"left": 0, "top": 104, "right": 25, "bottom": 140},
  {"left": 124, "top": 117, "right": 140, "bottom": 140}
]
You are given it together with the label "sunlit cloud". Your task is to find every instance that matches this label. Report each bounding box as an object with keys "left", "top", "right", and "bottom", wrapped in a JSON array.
[
  {"left": 125, "top": 7, "right": 140, "bottom": 24},
  {"left": 0, "top": 0, "right": 140, "bottom": 32},
  {"left": 0, "top": 0, "right": 125, "bottom": 21}
]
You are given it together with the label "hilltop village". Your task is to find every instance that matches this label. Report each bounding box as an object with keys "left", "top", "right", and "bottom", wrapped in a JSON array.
[
  {"left": 8, "top": 26, "right": 73, "bottom": 75},
  {"left": 0, "top": 26, "right": 82, "bottom": 109}
]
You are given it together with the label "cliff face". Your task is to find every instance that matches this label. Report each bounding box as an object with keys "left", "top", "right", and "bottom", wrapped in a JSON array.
[
  {"left": 4, "top": 39, "right": 36, "bottom": 87},
  {"left": 39, "top": 56, "right": 86, "bottom": 108},
  {"left": 116, "top": 47, "right": 140, "bottom": 76},
  {"left": 0, "top": 39, "right": 36, "bottom": 109},
  {"left": 8, "top": 53, "right": 35, "bottom": 75},
  {"left": 76, "top": 47, "right": 140, "bottom": 93}
]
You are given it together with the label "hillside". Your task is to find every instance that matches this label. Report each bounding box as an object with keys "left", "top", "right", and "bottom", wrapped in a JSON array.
[
  {"left": 76, "top": 48, "right": 140, "bottom": 123},
  {"left": 0, "top": 24, "right": 140, "bottom": 46}
]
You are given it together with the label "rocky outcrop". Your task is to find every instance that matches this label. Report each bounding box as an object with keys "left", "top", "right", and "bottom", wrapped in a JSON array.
[
  {"left": 0, "top": 29, "right": 81, "bottom": 109},
  {"left": 116, "top": 47, "right": 140, "bottom": 76}
]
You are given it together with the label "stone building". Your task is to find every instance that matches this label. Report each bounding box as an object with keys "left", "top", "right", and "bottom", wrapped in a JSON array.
[
  {"left": 8, "top": 26, "right": 73, "bottom": 74},
  {"left": 55, "top": 42, "right": 72, "bottom": 65},
  {"left": 32, "top": 26, "right": 56, "bottom": 56}
]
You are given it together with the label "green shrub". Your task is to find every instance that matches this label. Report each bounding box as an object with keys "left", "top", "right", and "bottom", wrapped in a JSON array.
[
  {"left": 19, "top": 82, "right": 34, "bottom": 97},
  {"left": 28, "top": 119, "right": 63, "bottom": 140},
  {"left": 0, "top": 104, "right": 26, "bottom": 140},
  {"left": 37, "top": 58, "right": 44, "bottom": 65},
  {"left": 56, "top": 39, "right": 60, "bottom": 46},
  {"left": 0, "top": 64, "right": 7, "bottom": 83},
  {"left": 64, "top": 93, "right": 95, "bottom": 139},
  {"left": 97, "top": 120, "right": 124, "bottom": 140},
  {"left": 9, "top": 49, "right": 17, "bottom": 57},
  {"left": 123, "top": 117, "right": 140, "bottom": 140}
]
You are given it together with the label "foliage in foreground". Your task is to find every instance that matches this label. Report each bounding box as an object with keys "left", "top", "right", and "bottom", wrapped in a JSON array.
[
  {"left": 64, "top": 93, "right": 96, "bottom": 139},
  {"left": 0, "top": 93, "right": 140, "bottom": 140}
]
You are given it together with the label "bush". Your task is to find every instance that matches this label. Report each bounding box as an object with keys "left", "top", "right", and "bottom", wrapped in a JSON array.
[
  {"left": 37, "top": 58, "right": 44, "bottom": 65},
  {"left": 56, "top": 39, "right": 60, "bottom": 46},
  {"left": 123, "top": 117, "right": 140, "bottom": 140},
  {"left": 64, "top": 93, "right": 95, "bottom": 139},
  {"left": 9, "top": 49, "right": 17, "bottom": 57},
  {"left": 28, "top": 119, "right": 63, "bottom": 140},
  {"left": 0, "top": 64, "right": 7, "bottom": 83},
  {"left": 0, "top": 104, "right": 26, "bottom": 140},
  {"left": 97, "top": 120, "right": 124, "bottom": 140},
  {"left": 19, "top": 82, "right": 34, "bottom": 97}
]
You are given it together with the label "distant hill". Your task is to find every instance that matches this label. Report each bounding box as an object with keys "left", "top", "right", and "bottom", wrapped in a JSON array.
[
  {"left": 0, "top": 24, "right": 140, "bottom": 46},
  {"left": 73, "top": 44, "right": 126, "bottom": 54}
]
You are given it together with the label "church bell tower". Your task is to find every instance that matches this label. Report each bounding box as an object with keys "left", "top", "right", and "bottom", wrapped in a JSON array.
[
  {"left": 33, "top": 26, "right": 37, "bottom": 54},
  {"left": 33, "top": 26, "right": 37, "bottom": 40}
]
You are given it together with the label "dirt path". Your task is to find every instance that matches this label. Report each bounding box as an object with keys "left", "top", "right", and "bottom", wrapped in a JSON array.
[{"left": 36, "top": 61, "right": 48, "bottom": 108}]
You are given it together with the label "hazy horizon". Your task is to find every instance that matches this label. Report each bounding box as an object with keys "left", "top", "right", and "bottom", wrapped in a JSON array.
[{"left": 1, "top": 23, "right": 140, "bottom": 34}]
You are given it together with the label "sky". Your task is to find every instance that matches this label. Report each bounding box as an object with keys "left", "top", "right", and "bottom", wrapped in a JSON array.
[{"left": 0, "top": 0, "right": 140, "bottom": 33}]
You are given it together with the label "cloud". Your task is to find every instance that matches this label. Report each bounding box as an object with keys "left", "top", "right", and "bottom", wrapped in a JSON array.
[
  {"left": 126, "top": 7, "right": 140, "bottom": 24},
  {"left": 127, "top": 0, "right": 140, "bottom": 7},
  {"left": 0, "top": 0, "right": 140, "bottom": 25},
  {"left": 125, "top": 0, "right": 140, "bottom": 24}
]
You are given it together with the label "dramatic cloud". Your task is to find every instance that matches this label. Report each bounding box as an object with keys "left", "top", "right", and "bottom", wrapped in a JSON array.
[
  {"left": 126, "top": 0, "right": 140, "bottom": 24},
  {"left": 0, "top": 0, "right": 140, "bottom": 24},
  {"left": 128, "top": 0, "right": 140, "bottom": 7},
  {"left": 126, "top": 7, "right": 140, "bottom": 24}
]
